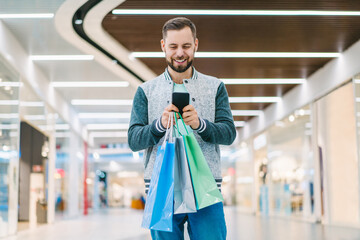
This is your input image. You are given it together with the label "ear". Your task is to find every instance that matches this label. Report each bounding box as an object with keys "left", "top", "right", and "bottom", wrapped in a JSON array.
[
  {"left": 194, "top": 38, "right": 199, "bottom": 52},
  {"left": 160, "top": 39, "right": 165, "bottom": 52}
]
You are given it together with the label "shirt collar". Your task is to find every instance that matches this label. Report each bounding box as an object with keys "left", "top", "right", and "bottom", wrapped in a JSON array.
[{"left": 164, "top": 67, "right": 198, "bottom": 82}]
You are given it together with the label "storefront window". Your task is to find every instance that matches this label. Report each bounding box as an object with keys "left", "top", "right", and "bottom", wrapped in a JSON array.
[
  {"left": 0, "top": 55, "right": 20, "bottom": 237},
  {"left": 266, "top": 105, "right": 314, "bottom": 218},
  {"left": 55, "top": 117, "right": 70, "bottom": 217},
  {"left": 18, "top": 82, "right": 51, "bottom": 229}
]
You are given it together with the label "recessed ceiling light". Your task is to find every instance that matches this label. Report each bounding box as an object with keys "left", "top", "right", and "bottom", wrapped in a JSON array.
[
  {"left": 86, "top": 124, "right": 129, "bottom": 130},
  {"left": 112, "top": 9, "right": 360, "bottom": 16},
  {"left": 51, "top": 81, "right": 129, "bottom": 88},
  {"left": 30, "top": 55, "right": 94, "bottom": 61},
  {"left": 71, "top": 99, "right": 133, "bottom": 106},
  {"left": 231, "top": 110, "right": 263, "bottom": 116},
  {"left": 0, "top": 13, "right": 54, "bottom": 19},
  {"left": 78, "top": 113, "right": 131, "bottom": 119},
  {"left": 74, "top": 19, "right": 83, "bottom": 24},
  {"left": 229, "top": 97, "right": 281, "bottom": 103},
  {"left": 222, "top": 78, "right": 305, "bottom": 84},
  {"left": 130, "top": 52, "right": 340, "bottom": 58}
]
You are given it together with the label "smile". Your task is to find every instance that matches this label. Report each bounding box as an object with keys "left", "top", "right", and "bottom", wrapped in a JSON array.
[{"left": 174, "top": 59, "right": 186, "bottom": 63}]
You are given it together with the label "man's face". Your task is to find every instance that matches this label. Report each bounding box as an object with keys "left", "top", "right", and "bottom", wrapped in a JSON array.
[{"left": 161, "top": 27, "right": 198, "bottom": 73}]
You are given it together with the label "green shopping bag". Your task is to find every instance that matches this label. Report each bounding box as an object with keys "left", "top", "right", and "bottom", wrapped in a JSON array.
[{"left": 175, "top": 113, "right": 224, "bottom": 210}]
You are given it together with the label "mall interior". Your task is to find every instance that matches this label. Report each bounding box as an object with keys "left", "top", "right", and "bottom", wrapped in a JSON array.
[{"left": 1, "top": 1, "right": 360, "bottom": 239}]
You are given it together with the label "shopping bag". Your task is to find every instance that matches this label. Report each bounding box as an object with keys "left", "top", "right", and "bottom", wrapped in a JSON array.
[
  {"left": 175, "top": 113, "right": 223, "bottom": 210},
  {"left": 141, "top": 114, "right": 175, "bottom": 232},
  {"left": 173, "top": 136, "right": 197, "bottom": 214},
  {"left": 183, "top": 132, "right": 224, "bottom": 209}
]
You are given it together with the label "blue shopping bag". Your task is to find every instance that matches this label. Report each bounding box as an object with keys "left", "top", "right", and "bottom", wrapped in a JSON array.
[{"left": 141, "top": 113, "right": 175, "bottom": 232}]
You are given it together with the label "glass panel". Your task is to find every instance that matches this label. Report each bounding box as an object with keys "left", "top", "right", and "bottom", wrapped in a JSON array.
[
  {"left": 235, "top": 140, "right": 255, "bottom": 212},
  {"left": 0, "top": 55, "right": 20, "bottom": 237},
  {"left": 267, "top": 105, "right": 314, "bottom": 218}
]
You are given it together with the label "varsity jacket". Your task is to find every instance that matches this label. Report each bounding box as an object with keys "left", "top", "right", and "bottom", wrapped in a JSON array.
[{"left": 128, "top": 68, "right": 236, "bottom": 193}]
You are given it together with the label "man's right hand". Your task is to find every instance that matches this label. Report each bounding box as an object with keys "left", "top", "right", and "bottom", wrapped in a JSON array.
[{"left": 161, "top": 104, "right": 179, "bottom": 129}]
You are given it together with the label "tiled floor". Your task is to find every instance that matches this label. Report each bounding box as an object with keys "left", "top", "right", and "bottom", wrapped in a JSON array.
[{"left": 3, "top": 207, "right": 360, "bottom": 240}]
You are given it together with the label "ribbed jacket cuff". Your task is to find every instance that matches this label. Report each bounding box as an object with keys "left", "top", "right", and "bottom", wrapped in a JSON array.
[
  {"left": 194, "top": 117, "right": 207, "bottom": 133},
  {"left": 156, "top": 117, "right": 166, "bottom": 132}
]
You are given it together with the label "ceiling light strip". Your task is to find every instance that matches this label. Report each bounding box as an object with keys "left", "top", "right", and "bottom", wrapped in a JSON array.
[
  {"left": 71, "top": 99, "right": 133, "bottom": 106},
  {"left": 231, "top": 110, "right": 263, "bottom": 116},
  {"left": 0, "top": 100, "right": 19, "bottom": 105},
  {"left": 229, "top": 97, "right": 281, "bottom": 103},
  {"left": 0, "top": 13, "right": 54, "bottom": 19},
  {"left": 112, "top": 9, "right": 360, "bottom": 16},
  {"left": 0, "top": 124, "right": 18, "bottom": 129},
  {"left": 130, "top": 52, "right": 340, "bottom": 58},
  {"left": 20, "top": 101, "right": 44, "bottom": 107},
  {"left": 86, "top": 124, "right": 129, "bottom": 130},
  {"left": 30, "top": 55, "right": 94, "bottom": 61},
  {"left": 0, "top": 82, "right": 23, "bottom": 87},
  {"left": 234, "top": 121, "right": 246, "bottom": 127},
  {"left": 0, "top": 114, "right": 19, "bottom": 119},
  {"left": 222, "top": 78, "right": 306, "bottom": 84},
  {"left": 51, "top": 81, "right": 129, "bottom": 87},
  {"left": 78, "top": 113, "right": 131, "bottom": 119},
  {"left": 89, "top": 131, "right": 128, "bottom": 138}
]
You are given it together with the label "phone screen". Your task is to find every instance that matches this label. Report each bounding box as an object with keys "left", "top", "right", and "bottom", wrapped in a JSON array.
[{"left": 172, "top": 92, "right": 190, "bottom": 115}]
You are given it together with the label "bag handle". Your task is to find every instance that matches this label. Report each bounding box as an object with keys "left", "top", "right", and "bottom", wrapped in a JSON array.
[
  {"left": 174, "top": 112, "right": 189, "bottom": 136},
  {"left": 162, "top": 112, "right": 173, "bottom": 148}
]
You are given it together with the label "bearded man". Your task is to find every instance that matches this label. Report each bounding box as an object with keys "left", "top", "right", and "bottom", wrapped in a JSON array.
[{"left": 128, "top": 17, "right": 236, "bottom": 240}]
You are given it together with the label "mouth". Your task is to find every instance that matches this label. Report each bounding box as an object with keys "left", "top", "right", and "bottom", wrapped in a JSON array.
[{"left": 174, "top": 59, "right": 186, "bottom": 64}]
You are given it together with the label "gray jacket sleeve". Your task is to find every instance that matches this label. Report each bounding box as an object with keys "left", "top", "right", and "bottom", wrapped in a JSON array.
[
  {"left": 197, "top": 82, "right": 236, "bottom": 145},
  {"left": 127, "top": 87, "right": 166, "bottom": 152}
]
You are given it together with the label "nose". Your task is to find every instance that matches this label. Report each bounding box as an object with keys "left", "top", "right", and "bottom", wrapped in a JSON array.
[{"left": 176, "top": 48, "right": 184, "bottom": 58}]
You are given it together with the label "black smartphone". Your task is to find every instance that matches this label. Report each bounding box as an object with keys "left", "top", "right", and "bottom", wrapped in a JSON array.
[{"left": 172, "top": 92, "right": 190, "bottom": 115}]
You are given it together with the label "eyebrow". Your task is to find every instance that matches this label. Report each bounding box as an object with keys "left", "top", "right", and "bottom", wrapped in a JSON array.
[{"left": 168, "top": 43, "right": 192, "bottom": 46}]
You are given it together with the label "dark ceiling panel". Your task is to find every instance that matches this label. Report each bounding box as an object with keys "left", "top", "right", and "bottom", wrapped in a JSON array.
[
  {"left": 103, "top": 15, "right": 360, "bottom": 53},
  {"left": 225, "top": 84, "right": 296, "bottom": 97},
  {"left": 115, "top": 0, "right": 360, "bottom": 11},
  {"left": 233, "top": 116, "right": 255, "bottom": 121},
  {"left": 101, "top": 0, "right": 360, "bottom": 119}
]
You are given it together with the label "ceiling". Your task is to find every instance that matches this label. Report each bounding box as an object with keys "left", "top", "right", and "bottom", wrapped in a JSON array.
[
  {"left": 103, "top": 0, "right": 360, "bottom": 122},
  {"left": 1, "top": 0, "right": 360, "bottom": 148}
]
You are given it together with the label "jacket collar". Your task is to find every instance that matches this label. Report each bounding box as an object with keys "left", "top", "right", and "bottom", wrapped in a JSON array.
[{"left": 164, "top": 67, "right": 198, "bottom": 82}]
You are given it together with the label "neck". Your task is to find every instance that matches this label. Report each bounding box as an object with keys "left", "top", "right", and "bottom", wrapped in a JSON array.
[{"left": 168, "top": 66, "right": 193, "bottom": 84}]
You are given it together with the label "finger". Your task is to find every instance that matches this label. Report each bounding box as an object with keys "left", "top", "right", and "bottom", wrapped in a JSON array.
[
  {"left": 182, "top": 104, "right": 194, "bottom": 112},
  {"left": 165, "top": 104, "right": 179, "bottom": 113}
]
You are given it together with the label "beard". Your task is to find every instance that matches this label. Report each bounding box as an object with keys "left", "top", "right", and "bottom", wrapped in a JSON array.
[{"left": 166, "top": 58, "right": 193, "bottom": 73}]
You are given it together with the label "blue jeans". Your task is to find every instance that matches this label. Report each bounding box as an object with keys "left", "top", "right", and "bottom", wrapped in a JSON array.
[{"left": 150, "top": 202, "right": 226, "bottom": 240}]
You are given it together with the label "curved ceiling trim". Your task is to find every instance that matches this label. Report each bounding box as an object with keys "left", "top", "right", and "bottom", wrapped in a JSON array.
[
  {"left": 83, "top": 0, "right": 156, "bottom": 82},
  {"left": 55, "top": 0, "right": 152, "bottom": 88}
]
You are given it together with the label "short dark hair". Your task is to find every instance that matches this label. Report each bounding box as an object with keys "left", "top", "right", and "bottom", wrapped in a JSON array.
[{"left": 162, "top": 17, "right": 197, "bottom": 40}]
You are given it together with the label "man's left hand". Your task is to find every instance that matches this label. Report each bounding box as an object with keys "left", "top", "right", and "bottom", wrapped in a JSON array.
[{"left": 182, "top": 105, "right": 200, "bottom": 130}]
